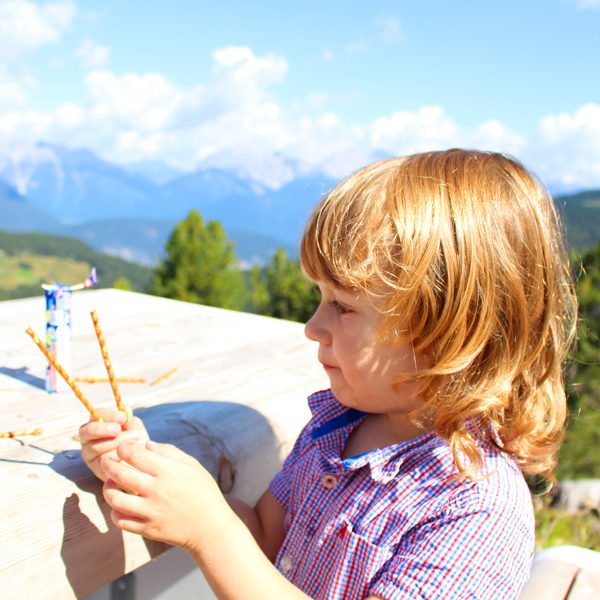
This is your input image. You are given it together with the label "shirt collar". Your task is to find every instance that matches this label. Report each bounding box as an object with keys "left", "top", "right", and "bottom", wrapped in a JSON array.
[
  {"left": 341, "top": 432, "right": 439, "bottom": 483},
  {"left": 308, "top": 389, "right": 440, "bottom": 484}
]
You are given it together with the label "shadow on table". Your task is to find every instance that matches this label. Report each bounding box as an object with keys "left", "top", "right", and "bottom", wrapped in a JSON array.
[
  {"left": 136, "top": 400, "right": 281, "bottom": 494},
  {"left": 0, "top": 365, "right": 45, "bottom": 389},
  {"left": 61, "top": 493, "right": 128, "bottom": 599},
  {"left": 52, "top": 399, "right": 280, "bottom": 598}
]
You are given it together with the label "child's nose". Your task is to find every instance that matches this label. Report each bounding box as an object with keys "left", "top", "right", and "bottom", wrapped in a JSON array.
[{"left": 304, "top": 307, "right": 331, "bottom": 345}]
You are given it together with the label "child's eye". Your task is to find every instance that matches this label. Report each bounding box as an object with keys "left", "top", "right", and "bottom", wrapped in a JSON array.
[{"left": 329, "top": 300, "right": 352, "bottom": 315}]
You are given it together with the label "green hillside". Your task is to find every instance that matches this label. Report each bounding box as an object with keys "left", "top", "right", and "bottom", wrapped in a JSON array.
[
  {"left": 556, "top": 189, "right": 600, "bottom": 253},
  {"left": 0, "top": 230, "right": 153, "bottom": 301}
]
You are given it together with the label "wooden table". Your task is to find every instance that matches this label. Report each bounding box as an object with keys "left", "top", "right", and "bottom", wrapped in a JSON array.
[{"left": 0, "top": 289, "right": 328, "bottom": 599}]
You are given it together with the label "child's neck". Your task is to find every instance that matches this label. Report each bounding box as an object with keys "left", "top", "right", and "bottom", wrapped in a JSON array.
[{"left": 341, "top": 412, "right": 430, "bottom": 460}]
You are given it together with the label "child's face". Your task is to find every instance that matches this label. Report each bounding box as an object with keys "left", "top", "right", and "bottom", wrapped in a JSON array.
[{"left": 305, "top": 281, "right": 428, "bottom": 418}]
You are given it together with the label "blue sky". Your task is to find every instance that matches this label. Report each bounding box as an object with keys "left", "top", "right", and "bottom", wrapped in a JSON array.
[{"left": 0, "top": 0, "right": 599, "bottom": 191}]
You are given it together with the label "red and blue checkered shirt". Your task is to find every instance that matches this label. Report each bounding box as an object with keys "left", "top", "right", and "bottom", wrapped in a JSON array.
[{"left": 269, "top": 389, "right": 534, "bottom": 599}]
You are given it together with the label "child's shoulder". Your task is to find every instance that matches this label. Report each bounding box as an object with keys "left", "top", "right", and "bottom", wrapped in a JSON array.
[{"left": 401, "top": 428, "right": 533, "bottom": 521}]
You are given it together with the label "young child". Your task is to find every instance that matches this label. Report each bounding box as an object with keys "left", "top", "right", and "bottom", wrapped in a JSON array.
[{"left": 79, "top": 149, "right": 577, "bottom": 600}]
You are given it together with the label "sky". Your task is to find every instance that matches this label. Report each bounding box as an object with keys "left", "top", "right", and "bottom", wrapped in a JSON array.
[{"left": 0, "top": 0, "right": 598, "bottom": 192}]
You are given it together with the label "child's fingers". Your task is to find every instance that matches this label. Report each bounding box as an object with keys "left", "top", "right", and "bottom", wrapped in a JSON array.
[
  {"left": 104, "top": 479, "right": 148, "bottom": 524},
  {"left": 82, "top": 430, "right": 141, "bottom": 463},
  {"left": 120, "top": 410, "right": 149, "bottom": 438},
  {"left": 79, "top": 420, "right": 123, "bottom": 445},
  {"left": 116, "top": 442, "right": 168, "bottom": 477},
  {"left": 89, "top": 408, "right": 128, "bottom": 426},
  {"left": 110, "top": 508, "right": 147, "bottom": 535},
  {"left": 102, "top": 455, "right": 154, "bottom": 495},
  {"left": 81, "top": 441, "right": 118, "bottom": 466},
  {"left": 122, "top": 405, "right": 134, "bottom": 427},
  {"left": 145, "top": 441, "right": 201, "bottom": 468}
]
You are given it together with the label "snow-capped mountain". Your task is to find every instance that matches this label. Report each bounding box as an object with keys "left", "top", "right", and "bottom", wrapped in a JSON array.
[
  {"left": 2, "top": 139, "right": 600, "bottom": 268},
  {"left": 123, "top": 160, "right": 185, "bottom": 185},
  {"left": 0, "top": 141, "right": 157, "bottom": 222},
  {"left": 195, "top": 145, "right": 318, "bottom": 193},
  {"left": 0, "top": 139, "right": 340, "bottom": 250}
]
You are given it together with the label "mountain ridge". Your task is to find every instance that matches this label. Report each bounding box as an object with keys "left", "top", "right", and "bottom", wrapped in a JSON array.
[{"left": 1, "top": 140, "right": 599, "bottom": 268}]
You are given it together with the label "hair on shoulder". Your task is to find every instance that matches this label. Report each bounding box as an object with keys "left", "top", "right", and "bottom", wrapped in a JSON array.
[{"left": 301, "top": 149, "right": 577, "bottom": 481}]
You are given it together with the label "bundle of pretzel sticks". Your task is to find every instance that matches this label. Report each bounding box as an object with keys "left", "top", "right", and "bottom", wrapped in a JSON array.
[
  {"left": 22, "top": 311, "right": 179, "bottom": 428},
  {"left": 24, "top": 310, "right": 127, "bottom": 423}
]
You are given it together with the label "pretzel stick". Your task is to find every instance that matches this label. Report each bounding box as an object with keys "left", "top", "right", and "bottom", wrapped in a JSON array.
[
  {"left": 90, "top": 310, "right": 124, "bottom": 412},
  {"left": 0, "top": 428, "right": 42, "bottom": 438},
  {"left": 25, "top": 328, "right": 103, "bottom": 422},
  {"left": 74, "top": 377, "right": 146, "bottom": 383},
  {"left": 150, "top": 367, "right": 178, "bottom": 386}
]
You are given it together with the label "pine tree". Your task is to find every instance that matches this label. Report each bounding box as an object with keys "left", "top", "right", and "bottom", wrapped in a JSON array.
[
  {"left": 150, "top": 209, "right": 247, "bottom": 310},
  {"left": 251, "top": 248, "right": 319, "bottom": 323},
  {"left": 558, "top": 247, "right": 600, "bottom": 478}
]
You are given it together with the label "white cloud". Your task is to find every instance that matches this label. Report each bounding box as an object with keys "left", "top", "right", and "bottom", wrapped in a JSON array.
[
  {"left": 376, "top": 16, "right": 404, "bottom": 43},
  {"left": 0, "top": 0, "right": 75, "bottom": 107},
  {"left": 469, "top": 120, "right": 526, "bottom": 156},
  {"left": 76, "top": 40, "right": 110, "bottom": 69},
  {"left": 321, "top": 48, "right": 334, "bottom": 62},
  {"left": 368, "top": 106, "right": 462, "bottom": 155},
  {"left": 522, "top": 103, "right": 600, "bottom": 190},
  {"left": 0, "top": 46, "right": 292, "bottom": 169},
  {"left": 0, "top": 43, "right": 599, "bottom": 192},
  {"left": 577, "top": 0, "right": 600, "bottom": 8},
  {"left": 0, "top": 0, "right": 74, "bottom": 55},
  {"left": 345, "top": 40, "right": 369, "bottom": 54},
  {"left": 84, "top": 70, "right": 184, "bottom": 131}
]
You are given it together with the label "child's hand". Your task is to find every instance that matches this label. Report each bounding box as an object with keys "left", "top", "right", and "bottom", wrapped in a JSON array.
[
  {"left": 79, "top": 406, "right": 149, "bottom": 482},
  {"left": 101, "top": 441, "right": 233, "bottom": 555}
]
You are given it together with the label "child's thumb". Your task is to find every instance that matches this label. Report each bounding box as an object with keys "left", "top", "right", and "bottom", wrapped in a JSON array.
[{"left": 145, "top": 441, "right": 200, "bottom": 467}]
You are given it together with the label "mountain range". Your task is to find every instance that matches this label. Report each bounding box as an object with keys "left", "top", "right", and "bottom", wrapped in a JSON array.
[
  {"left": 0, "top": 142, "right": 341, "bottom": 265},
  {"left": 0, "top": 141, "right": 599, "bottom": 267}
]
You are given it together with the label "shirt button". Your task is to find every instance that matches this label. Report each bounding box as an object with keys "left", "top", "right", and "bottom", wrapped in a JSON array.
[
  {"left": 280, "top": 555, "right": 293, "bottom": 573},
  {"left": 321, "top": 474, "right": 338, "bottom": 489}
]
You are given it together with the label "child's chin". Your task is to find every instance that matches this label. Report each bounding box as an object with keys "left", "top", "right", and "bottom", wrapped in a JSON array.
[{"left": 332, "top": 389, "right": 360, "bottom": 408}]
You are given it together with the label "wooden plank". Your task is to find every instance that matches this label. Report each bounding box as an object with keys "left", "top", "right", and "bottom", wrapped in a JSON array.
[
  {"left": 0, "top": 289, "right": 329, "bottom": 598},
  {"left": 518, "top": 559, "right": 579, "bottom": 600},
  {"left": 567, "top": 568, "right": 600, "bottom": 599}
]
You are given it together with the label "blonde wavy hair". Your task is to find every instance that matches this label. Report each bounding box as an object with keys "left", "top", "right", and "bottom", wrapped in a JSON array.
[{"left": 301, "top": 149, "right": 577, "bottom": 480}]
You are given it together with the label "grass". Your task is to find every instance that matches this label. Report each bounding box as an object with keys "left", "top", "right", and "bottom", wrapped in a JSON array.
[
  {"left": 534, "top": 495, "right": 600, "bottom": 552},
  {"left": 0, "top": 251, "right": 92, "bottom": 290}
]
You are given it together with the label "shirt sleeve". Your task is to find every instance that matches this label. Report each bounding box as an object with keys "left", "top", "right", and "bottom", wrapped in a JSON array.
[
  {"left": 269, "top": 421, "right": 312, "bottom": 511},
  {"left": 368, "top": 493, "right": 534, "bottom": 600}
]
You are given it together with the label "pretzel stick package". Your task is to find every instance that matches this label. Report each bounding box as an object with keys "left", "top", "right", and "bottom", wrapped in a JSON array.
[
  {"left": 90, "top": 310, "right": 125, "bottom": 412},
  {"left": 25, "top": 328, "right": 103, "bottom": 422},
  {"left": 44, "top": 286, "right": 73, "bottom": 393},
  {"left": 42, "top": 268, "right": 97, "bottom": 392}
]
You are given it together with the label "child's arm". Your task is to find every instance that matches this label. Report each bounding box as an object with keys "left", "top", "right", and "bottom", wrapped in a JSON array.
[
  {"left": 101, "top": 441, "right": 324, "bottom": 600},
  {"left": 80, "top": 409, "right": 287, "bottom": 563},
  {"left": 79, "top": 406, "right": 149, "bottom": 482},
  {"left": 226, "top": 491, "right": 287, "bottom": 562}
]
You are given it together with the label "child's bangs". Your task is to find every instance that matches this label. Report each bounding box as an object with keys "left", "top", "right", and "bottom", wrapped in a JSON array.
[{"left": 300, "top": 183, "right": 386, "bottom": 290}]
